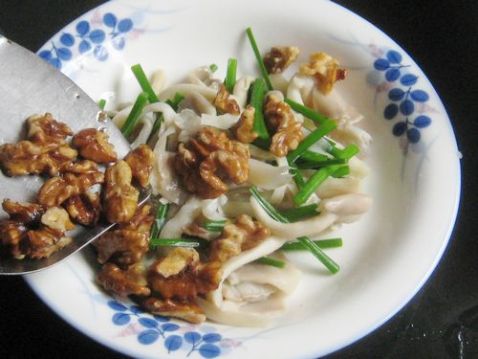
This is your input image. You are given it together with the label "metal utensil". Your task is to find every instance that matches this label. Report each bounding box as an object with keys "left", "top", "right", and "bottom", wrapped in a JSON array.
[{"left": 0, "top": 36, "right": 134, "bottom": 275}]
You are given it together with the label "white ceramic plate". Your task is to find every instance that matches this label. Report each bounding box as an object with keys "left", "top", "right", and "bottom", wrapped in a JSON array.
[{"left": 25, "top": 0, "right": 461, "bottom": 358}]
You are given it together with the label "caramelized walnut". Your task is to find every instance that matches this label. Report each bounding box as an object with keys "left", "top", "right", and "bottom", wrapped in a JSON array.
[
  {"left": 232, "top": 105, "right": 258, "bottom": 143},
  {"left": 209, "top": 214, "right": 270, "bottom": 262},
  {"left": 152, "top": 248, "right": 199, "bottom": 278},
  {"left": 97, "top": 263, "right": 151, "bottom": 297},
  {"left": 174, "top": 127, "right": 250, "bottom": 199},
  {"left": 94, "top": 204, "right": 153, "bottom": 267},
  {"left": 27, "top": 113, "right": 73, "bottom": 144},
  {"left": 37, "top": 170, "right": 104, "bottom": 207},
  {"left": 299, "top": 52, "right": 347, "bottom": 94},
  {"left": 264, "top": 94, "right": 304, "bottom": 157},
  {"left": 41, "top": 207, "right": 75, "bottom": 232},
  {"left": 64, "top": 192, "right": 101, "bottom": 226},
  {"left": 25, "top": 226, "right": 72, "bottom": 259},
  {"left": 0, "top": 220, "right": 27, "bottom": 259},
  {"left": 60, "top": 159, "right": 100, "bottom": 175},
  {"left": 72, "top": 128, "right": 117, "bottom": 164},
  {"left": 148, "top": 259, "right": 222, "bottom": 301},
  {"left": 213, "top": 84, "right": 240, "bottom": 115},
  {"left": 125, "top": 144, "right": 154, "bottom": 187},
  {"left": 0, "top": 141, "right": 77, "bottom": 177},
  {"left": 142, "top": 297, "right": 206, "bottom": 324},
  {"left": 103, "top": 160, "right": 139, "bottom": 223},
  {"left": 2, "top": 199, "right": 44, "bottom": 224},
  {"left": 263, "top": 46, "right": 300, "bottom": 74}
]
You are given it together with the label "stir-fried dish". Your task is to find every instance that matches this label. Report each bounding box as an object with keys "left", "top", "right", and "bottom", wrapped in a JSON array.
[{"left": 0, "top": 29, "right": 371, "bottom": 326}]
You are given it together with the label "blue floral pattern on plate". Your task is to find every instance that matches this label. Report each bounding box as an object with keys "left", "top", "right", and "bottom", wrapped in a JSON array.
[
  {"left": 38, "top": 12, "right": 135, "bottom": 69},
  {"left": 107, "top": 300, "right": 239, "bottom": 358}
]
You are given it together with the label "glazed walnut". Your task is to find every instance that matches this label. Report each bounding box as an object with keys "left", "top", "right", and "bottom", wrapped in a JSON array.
[
  {"left": 97, "top": 263, "right": 151, "bottom": 297},
  {"left": 148, "top": 257, "right": 222, "bottom": 301},
  {"left": 209, "top": 214, "right": 270, "bottom": 262},
  {"left": 0, "top": 220, "right": 27, "bottom": 259},
  {"left": 232, "top": 105, "right": 258, "bottom": 143},
  {"left": 142, "top": 297, "right": 206, "bottom": 324},
  {"left": 264, "top": 94, "right": 304, "bottom": 157},
  {"left": 26, "top": 113, "right": 73, "bottom": 144},
  {"left": 25, "top": 226, "right": 72, "bottom": 259},
  {"left": 124, "top": 144, "right": 154, "bottom": 187},
  {"left": 41, "top": 207, "right": 75, "bottom": 232},
  {"left": 37, "top": 170, "right": 104, "bottom": 207},
  {"left": 299, "top": 52, "right": 347, "bottom": 94},
  {"left": 63, "top": 192, "right": 101, "bottom": 226},
  {"left": 2, "top": 199, "right": 44, "bottom": 224},
  {"left": 0, "top": 141, "right": 77, "bottom": 177},
  {"left": 213, "top": 84, "right": 240, "bottom": 115},
  {"left": 263, "top": 46, "right": 300, "bottom": 74},
  {"left": 103, "top": 160, "right": 139, "bottom": 223},
  {"left": 94, "top": 204, "right": 153, "bottom": 267},
  {"left": 72, "top": 128, "right": 117, "bottom": 164},
  {"left": 174, "top": 127, "right": 250, "bottom": 199},
  {"left": 153, "top": 248, "right": 200, "bottom": 278}
]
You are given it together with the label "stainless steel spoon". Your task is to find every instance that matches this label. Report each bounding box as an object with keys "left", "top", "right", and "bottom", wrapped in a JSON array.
[{"left": 0, "top": 36, "right": 137, "bottom": 275}]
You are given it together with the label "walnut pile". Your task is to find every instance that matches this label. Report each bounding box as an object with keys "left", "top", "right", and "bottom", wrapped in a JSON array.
[
  {"left": 0, "top": 113, "right": 78, "bottom": 177},
  {"left": 299, "top": 52, "right": 347, "bottom": 94},
  {"left": 263, "top": 46, "right": 300, "bottom": 74},
  {"left": 174, "top": 127, "right": 250, "bottom": 199},
  {"left": 0, "top": 114, "right": 154, "bottom": 261},
  {"left": 264, "top": 93, "right": 304, "bottom": 157}
]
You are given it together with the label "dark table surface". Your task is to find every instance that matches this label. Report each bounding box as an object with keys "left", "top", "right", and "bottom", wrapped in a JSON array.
[{"left": 0, "top": 0, "right": 476, "bottom": 358}]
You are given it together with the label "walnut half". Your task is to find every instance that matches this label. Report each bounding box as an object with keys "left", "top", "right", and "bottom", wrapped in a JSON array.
[
  {"left": 299, "top": 52, "right": 347, "bottom": 94},
  {"left": 263, "top": 46, "right": 300, "bottom": 74},
  {"left": 103, "top": 160, "right": 139, "bottom": 223},
  {"left": 72, "top": 128, "right": 117, "bottom": 164}
]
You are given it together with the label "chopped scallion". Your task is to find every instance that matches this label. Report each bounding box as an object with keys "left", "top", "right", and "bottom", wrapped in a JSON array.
[
  {"left": 202, "top": 219, "right": 227, "bottom": 233},
  {"left": 293, "top": 165, "right": 339, "bottom": 206},
  {"left": 280, "top": 204, "right": 319, "bottom": 222},
  {"left": 149, "top": 238, "right": 201, "bottom": 248},
  {"left": 249, "top": 78, "right": 270, "bottom": 140},
  {"left": 250, "top": 186, "right": 289, "bottom": 223},
  {"left": 331, "top": 165, "right": 350, "bottom": 178},
  {"left": 121, "top": 92, "right": 149, "bottom": 138},
  {"left": 257, "top": 256, "right": 286, "bottom": 268},
  {"left": 131, "top": 64, "right": 159, "bottom": 103},
  {"left": 296, "top": 158, "right": 346, "bottom": 169},
  {"left": 328, "top": 143, "right": 360, "bottom": 160},
  {"left": 286, "top": 120, "right": 337, "bottom": 163},
  {"left": 250, "top": 186, "right": 340, "bottom": 274},
  {"left": 209, "top": 63, "right": 218, "bottom": 73},
  {"left": 299, "top": 150, "right": 330, "bottom": 163},
  {"left": 98, "top": 98, "right": 106, "bottom": 110},
  {"left": 285, "top": 98, "right": 329, "bottom": 125},
  {"left": 281, "top": 238, "right": 343, "bottom": 251},
  {"left": 245, "top": 27, "right": 273, "bottom": 91},
  {"left": 165, "top": 92, "right": 185, "bottom": 111},
  {"left": 297, "top": 236, "right": 340, "bottom": 273},
  {"left": 224, "top": 58, "right": 237, "bottom": 93},
  {"left": 150, "top": 203, "right": 169, "bottom": 241}
]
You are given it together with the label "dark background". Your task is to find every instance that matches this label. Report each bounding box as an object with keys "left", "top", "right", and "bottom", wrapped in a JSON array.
[{"left": 0, "top": 0, "right": 476, "bottom": 358}]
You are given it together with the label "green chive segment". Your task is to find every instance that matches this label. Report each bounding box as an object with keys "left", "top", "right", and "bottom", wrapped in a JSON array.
[
  {"left": 202, "top": 219, "right": 227, "bottom": 233},
  {"left": 286, "top": 120, "right": 337, "bottom": 163},
  {"left": 150, "top": 203, "right": 169, "bottom": 241},
  {"left": 297, "top": 236, "right": 340, "bottom": 273},
  {"left": 121, "top": 92, "right": 149, "bottom": 138},
  {"left": 250, "top": 78, "right": 270, "bottom": 140},
  {"left": 245, "top": 27, "right": 273, "bottom": 91},
  {"left": 224, "top": 58, "right": 237, "bottom": 93},
  {"left": 257, "top": 256, "right": 286, "bottom": 268},
  {"left": 98, "top": 98, "right": 106, "bottom": 110},
  {"left": 285, "top": 98, "right": 329, "bottom": 125},
  {"left": 149, "top": 238, "right": 201, "bottom": 248},
  {"left": 280, "top": 204, "right": 319, "bottom": 222},
  {"left": 250, "top": 187, "right": 340, "bottom": 273},
  {"left": 131, "top": 64, "right": 159, "bottom": 103},
  {"left": 281, "top": 238, "right": 343, "bottom": 250}
]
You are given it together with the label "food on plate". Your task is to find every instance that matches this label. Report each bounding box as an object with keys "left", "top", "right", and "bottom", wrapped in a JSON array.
[{"left": 0, "top": 28, "right": 371, "bottom": 327}]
